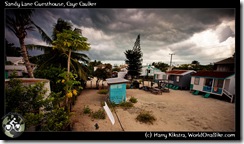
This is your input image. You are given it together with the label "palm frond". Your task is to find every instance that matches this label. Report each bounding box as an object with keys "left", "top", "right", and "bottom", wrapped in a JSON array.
[
  {"left": 31, "top": 21, "right": 52, "bottom": 45},
  {"left": 36, "top": 53, "right": 66, "bottom": 70},
  {"left": 71, "top": 52, "right": 90, "bottom": 63},
  {"left": 70, "top": 58, "right": 88, "bottom": 81},
  {"left": 52, "top": 18, "right": 73, "bottom": 40},
  {"left": 26, "top": 44, "right": 52, "bottom": 51}
]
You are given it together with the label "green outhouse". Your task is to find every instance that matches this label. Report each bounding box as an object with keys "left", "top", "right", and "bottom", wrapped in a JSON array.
[{"left": 106, "top": 78, "right": 129, "bottom": 104}]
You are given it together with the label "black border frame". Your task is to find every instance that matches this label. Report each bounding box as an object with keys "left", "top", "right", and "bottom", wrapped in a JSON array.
[{"left": 1, "top": 0, "right": 241, "bottom": 141}]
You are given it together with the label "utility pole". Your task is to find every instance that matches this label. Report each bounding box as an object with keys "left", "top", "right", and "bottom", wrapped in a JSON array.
[{"left": 169, "top": 53, "right": 175, "bottom": 69}]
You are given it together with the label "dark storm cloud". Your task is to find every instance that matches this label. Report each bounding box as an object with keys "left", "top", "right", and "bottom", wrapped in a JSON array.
[
  {"left": 5, "top": 8, "right": 235, "bottom": 64},
  {"left": 217, "top": 26, "right": 235, "bottom": 42}
]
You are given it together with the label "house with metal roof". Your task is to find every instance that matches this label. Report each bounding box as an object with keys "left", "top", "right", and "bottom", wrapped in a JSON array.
[
  {"left": 5, "top": 57, "right": 34, "bottom": 78},
  {"left": 190, "top": 56, "right": 235, "bottom": 102},
  {"left": 165, "top": 70, "right": 196, "bottom": 90},
  {"left": 190, "top": 71, "right": 235, "bottom": 102},
  {"left": 213, "top": 57, "right": 235, "bottom": 72},
  {"left": 140, "top": 65, "right": 162, "bottom": 76}
]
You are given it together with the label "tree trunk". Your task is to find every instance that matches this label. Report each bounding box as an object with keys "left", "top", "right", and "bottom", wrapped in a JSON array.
[
  {"left": 96, "top": 79, "right": 100, "bottom": 89},
  {"left": 67, "top": 50, "right": 71, "bottom": 74},
  {"left": 19, "top": 38, "right": 34, "bottom": 78},
  {"left": 102, "top": 80, "right": 104, "bottom": 89},
  {"left": 65, "top": 50, "right": 72, "bottom": 113}
]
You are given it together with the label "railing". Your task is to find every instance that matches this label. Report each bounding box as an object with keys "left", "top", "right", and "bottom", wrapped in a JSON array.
[
  {"left": 158, "top": 79, "right": 174, "bottom": 84},
  {"left": 223, "top": 88, "right": 234, "bottom": 103}
]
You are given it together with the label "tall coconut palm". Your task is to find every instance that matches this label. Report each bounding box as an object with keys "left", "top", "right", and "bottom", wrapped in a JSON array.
[
  {"left": 27, "top": 18, "right": 91, "bottom": 81},
  {"left": 6, "top": 9, "right": 36, "bottom": 78}
]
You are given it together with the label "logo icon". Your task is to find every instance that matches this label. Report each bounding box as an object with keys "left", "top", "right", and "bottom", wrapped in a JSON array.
[{"left": 2, "top": 113, "right": 25, "bottom": 138}]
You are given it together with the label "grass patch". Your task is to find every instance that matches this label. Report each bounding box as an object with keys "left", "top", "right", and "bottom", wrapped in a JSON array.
[
  {"left": 91, "top": 108, "right": 106, "bottom": 119},
  {"left": 97, "top": 89, "right": 108, "bottom": 94},
  {"left": 129, "top": 96, "right": 138, "bottom": 103},
  {"left": 126, "top": 84, "right": 130, "bottom": 89},
  {"left": 101, "top": 101, "right": 105, "bottom": 107},
  {"left": 101, "top": 101, "right": 117, "bottom": 108},
  {"left": 136, "top": 110, "right": 156, "bottom": 124},
  {"left": 102, "top": 100, "right": 133, "bottom": 110},
  {"left": 119, "top": 101, "right": 134, "bottom": 109},
  {"left": 83, "top": 105, "right": 91, "bottom": 114}
]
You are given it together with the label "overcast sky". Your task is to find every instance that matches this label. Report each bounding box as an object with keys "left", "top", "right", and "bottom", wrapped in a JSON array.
[{"left": 5, "top": 8, "right": 235, "bottom": 66}]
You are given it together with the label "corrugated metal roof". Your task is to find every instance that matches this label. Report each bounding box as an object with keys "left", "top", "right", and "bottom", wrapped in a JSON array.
[
  {"left": 6, "top": 57, "right": 24, "bottom": 65},
  {"left": 166, "top": 70, "right": 195, "bottom": 76},
  {"left": 106, "top": 78, "right": 129, "bottom": 84},
  {"left": 191, "top": 71, "right": 234, "bottom": 78},
  {"left": 214, "top": 57, "right": 234, "bottom": 64},
  {"left": 5, "top": 65, "right": 27, "bottom": 72}
]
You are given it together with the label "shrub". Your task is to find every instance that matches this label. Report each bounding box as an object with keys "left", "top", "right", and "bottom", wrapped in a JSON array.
[
  {"left": 97, "top": 89, "right": 108, "bottom": 94},
  {"left": 126, "top": 84, "right": 130, "bottom": 89},
  {"left": 101, "top": 101, "right": 105, "bottom": 107},
  {"left": 119, "top": 101, "right": 133, "bottom": 109},
  {"left": 34, "top": 66, "right": 66, "bottom": 93},
  {"left": 136, "top": 110, "right": 156, "bottom": 124},
  {"left": 129, "top": 97, "right": 138, "bottom": 103},
  {"left": 91, "top": 109, "right": 106, "bottom": 119},
  {"left": 83, "top": 105, "right": 91, "bottom": 114},
  {"left": 104, "top": 100, "right": 134, "bottom": 109}
]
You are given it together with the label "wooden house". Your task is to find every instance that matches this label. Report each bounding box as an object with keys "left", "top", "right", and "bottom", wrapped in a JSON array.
[
  {"left": 5, "top": 57, "right": 36, "bottom": 78},
  {"left": 190, "top": 71, "right": 235, "bottom": 102},
  {"left": 213, "top": 57, "right": 235, "bottom": 72},
  {"left": 106, "top": 78, "right": 129, "bottom": 104},
  {"left": 166, "top": 70, "right": 196, "bottom": 90},
  {"left": 140, "top": 65, "right": 162, "bottom": 76},
  {"left": 190, "top": 56, "right": 235, "bottom": 102}
]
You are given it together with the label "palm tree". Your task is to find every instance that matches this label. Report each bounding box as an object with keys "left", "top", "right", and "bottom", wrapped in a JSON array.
[
  {"left": 6, "top": 9, "right": 36, "bottom": 78},
  {"left": 52, "top": 29, "right": 90, "bottom": 111},
  {"left": 52, "top": 29, "right": 90, "bottom": 75},
  {"left": 27, "top": 18, "right": 91, "bottom": 80}
]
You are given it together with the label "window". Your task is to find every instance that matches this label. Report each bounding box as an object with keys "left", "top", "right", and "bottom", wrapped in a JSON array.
[
  {"left": 205, "top": 78, "right": 213, "bottom": 87},
  {"left": 194, "top": 77, "right": 200, "bottom": 85},
  {"left": 176, "top": 76, "right": 180, "bottom": 82},
  {"left": 217, "top": 79, "right": 224, "bottom": 87},
  {"left": 163, "top": 75, "right": 167, "bottom": 80}
]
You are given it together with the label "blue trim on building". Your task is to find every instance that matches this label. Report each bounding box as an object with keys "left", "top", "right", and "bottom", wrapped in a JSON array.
[
  {"left": 203, "top": 86, "right": 212, "bottom": 92},
  {"left": 212, "top": 87, "right": 222, "bottom": 94}
]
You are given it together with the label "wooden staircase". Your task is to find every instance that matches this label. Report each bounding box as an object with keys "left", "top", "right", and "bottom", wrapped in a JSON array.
[{"left": 223, "top": 89, "right": 235, "bottom": 103}]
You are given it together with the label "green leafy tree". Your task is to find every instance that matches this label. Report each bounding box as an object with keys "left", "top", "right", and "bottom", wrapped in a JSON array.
[
  {"left": 191, "top": 60, "right": 200, "bottom": 66},
  {"left": 5, "top": 78, "right": 50, "bottom": 130},
  {"left": 88, "top": 60, "right": 102, "bottom": 76},
  {"left": 6, "top": 9, "right": 37, "bottom": 78},
  {"left": 52, "top": 29, "right": 90, "bottom": 75},
  {"left": 27, "top": 18, "right": 90, "bottom": 81},
  {"left": 5, "top": 76, "right": 73, "bottom": 131},
  {"left": 177, "top": 64, "right": 191, "bottom": 70},
  {"left": 52, "top": 29, "right": 89, "bottom": 112},
  {"left": 124, "top": 34, "right": 143, "bottom": 80},
  {"left": 94, "top": 64, "right": 112, "bottom": 89},
  {"left": 152, "top": 62, "right": 169, "bottom": 72},
  {"left": 34, "top": 66, "right": 66, "bottom": 93},
  {"left": 5, "top": 39, "right": 21, "bottom": 57}
]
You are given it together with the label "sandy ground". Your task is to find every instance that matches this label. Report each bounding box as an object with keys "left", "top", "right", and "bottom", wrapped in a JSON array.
[{"left": 70, "top": 78, "right": 235, "bottom": 132}]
